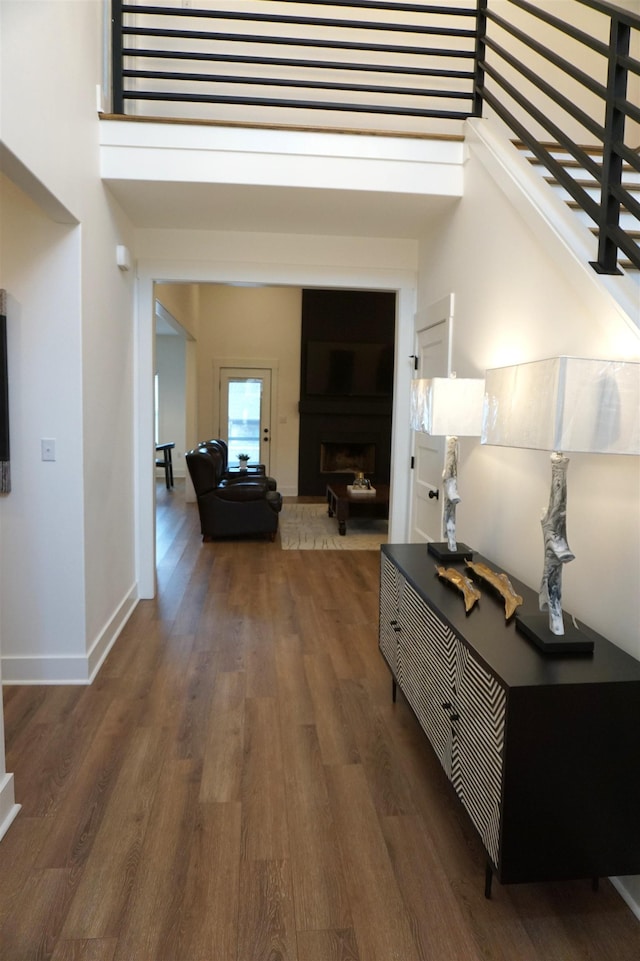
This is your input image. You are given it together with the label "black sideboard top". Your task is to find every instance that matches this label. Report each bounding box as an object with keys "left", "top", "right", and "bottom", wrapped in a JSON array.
[{"left": 382, "top": 543, "right": 640, "bottom": 690}]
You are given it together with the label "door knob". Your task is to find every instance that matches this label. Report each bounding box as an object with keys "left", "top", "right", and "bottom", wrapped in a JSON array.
[{"left": 429, "top": 489, "right": 439, "bottom": 500}]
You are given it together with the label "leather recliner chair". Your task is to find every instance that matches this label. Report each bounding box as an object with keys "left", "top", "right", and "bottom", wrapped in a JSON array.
[
  {"left": 186, "top": 445, "right": 282, "bottom": 541},
  {"left": 203, "top": 438, "right": 278, "bottom": 491}
]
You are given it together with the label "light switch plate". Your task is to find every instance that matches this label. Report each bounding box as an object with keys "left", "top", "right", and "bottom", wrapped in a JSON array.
[{"left": 41, "top": 439, "right": 56, "bottom": 462}]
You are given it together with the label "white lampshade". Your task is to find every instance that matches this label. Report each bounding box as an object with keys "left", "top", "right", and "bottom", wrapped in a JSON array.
[
  {"left": 481, "top": 357, "right": 640, "bottom": 454},
  {"left": 411, "top": 377, "right": 485, "bottom": 436}
]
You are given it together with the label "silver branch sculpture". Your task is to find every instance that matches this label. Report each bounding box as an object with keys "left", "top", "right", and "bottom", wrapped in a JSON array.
[
  {"left": 442, "top": 436, "right": 462, "bottom": 551},
  {"left": 539, "top": 452, "right": 575, "bottom": 635}
]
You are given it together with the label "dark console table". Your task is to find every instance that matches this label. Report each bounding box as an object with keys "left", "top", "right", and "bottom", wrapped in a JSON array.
[{"left": 379, "top": 543, "right": 640, "bottom": 896}]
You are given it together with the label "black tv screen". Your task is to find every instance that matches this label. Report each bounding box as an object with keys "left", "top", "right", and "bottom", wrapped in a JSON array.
[{"left": 305, "top": 341, "right": 394, "bottom": 397}]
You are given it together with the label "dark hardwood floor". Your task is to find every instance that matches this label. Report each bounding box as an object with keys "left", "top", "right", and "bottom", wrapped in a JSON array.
[{"left": 1, "top": 480, "right": 639, "bottom": 961}]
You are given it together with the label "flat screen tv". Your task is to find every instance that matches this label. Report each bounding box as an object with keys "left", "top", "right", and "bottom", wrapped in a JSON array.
[{"left": 305, "top": 341, "right": 394, "bottom": 397}]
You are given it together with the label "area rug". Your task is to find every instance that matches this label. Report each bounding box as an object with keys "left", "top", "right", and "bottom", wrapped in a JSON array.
[{"left": 279, "top": 501, "right": 388, "bottom": 550}]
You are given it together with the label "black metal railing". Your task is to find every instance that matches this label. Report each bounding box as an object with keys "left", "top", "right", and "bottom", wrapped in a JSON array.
[
  {"left": 479, "top": 0, "right": 640, "bottom": 274},
  {"left": 112, "top": 1, "right": 480, "bottom": 123},
  {"left": 110, "top": 0, "right": 640, "bottom": 275}
]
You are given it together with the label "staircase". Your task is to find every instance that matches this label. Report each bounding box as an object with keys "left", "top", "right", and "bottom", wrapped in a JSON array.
[{"left": 515, "top": 143, "right": 640, "bottom": 283}]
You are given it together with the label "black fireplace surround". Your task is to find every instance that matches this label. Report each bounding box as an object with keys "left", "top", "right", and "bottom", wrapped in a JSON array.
[{"left": 298, "top": 289, "right": 395, "bottom": 496}]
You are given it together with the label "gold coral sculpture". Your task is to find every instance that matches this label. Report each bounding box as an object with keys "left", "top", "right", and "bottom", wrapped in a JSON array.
[
  {"left": 466, "top": 560, "right": 523, "bottom": 620},
  {"left": 435, "top": 565, "right": 481, "bottom": 613}
]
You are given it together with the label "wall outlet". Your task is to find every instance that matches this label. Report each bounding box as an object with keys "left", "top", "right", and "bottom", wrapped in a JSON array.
[{"left": 41, "top": 439, "right": 56, "bottom": 462}]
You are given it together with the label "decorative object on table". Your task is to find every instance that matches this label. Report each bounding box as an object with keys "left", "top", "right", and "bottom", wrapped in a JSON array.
[
  {"left": 347, "top": 471, "right": 375, "bottom": 497},
  {"left": 466, "top": 560, "right": 523, "bottom": 620},
  {"left": 0, "top": 290, "right": 9, "bottom": 494},
  {"left": 435, "top": 564, "right": 481, "bottom": 612},
  {"left": 411, "top": 374, "right": 485, "bottom": 560},
  {"left": 238, "top": 453, "right": 250, "bottom": 472},
  {"left": 482, "top": 356, "right": 639, "bottom": 654}
]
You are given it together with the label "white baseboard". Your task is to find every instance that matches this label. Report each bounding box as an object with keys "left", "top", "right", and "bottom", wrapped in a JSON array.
[
  {"left": 1, "top": 584, "right": 138, "bottom": 685},
  {"left": 87, "top": 584, "right": 138, "bottom": 682},
  {"left": 0, "top": 773, "right": 20, "bottom": 841},
  {"left": 611, "top": 876, "right": 640, "bottom": 922}
]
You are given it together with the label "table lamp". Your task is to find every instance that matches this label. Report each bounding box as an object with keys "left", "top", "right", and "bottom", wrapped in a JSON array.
[
  {"left": 482, "top": 356, "right": 639, "bottom": 654},
  {"left": 411, "top": 374, "right": 485, "bottom": 561}
]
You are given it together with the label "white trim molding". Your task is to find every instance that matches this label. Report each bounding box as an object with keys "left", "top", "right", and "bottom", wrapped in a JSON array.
[
  {"left": 0, "top": 773, "right": 20, "bottom": 842},
  {"left": 1, "top": 585, "right": 138, "bottom": 685}
]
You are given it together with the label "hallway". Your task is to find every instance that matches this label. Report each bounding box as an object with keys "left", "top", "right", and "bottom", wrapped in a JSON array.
[{"left": 0, "top": 483, "right": 638, "bottom": 960}]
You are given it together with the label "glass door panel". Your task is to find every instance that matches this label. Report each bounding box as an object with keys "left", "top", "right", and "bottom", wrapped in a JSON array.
[{"left": 220, "top": 368, "right": 272, "bottom": 471}]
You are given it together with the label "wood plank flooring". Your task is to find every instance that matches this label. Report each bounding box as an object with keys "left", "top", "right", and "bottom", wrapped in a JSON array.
[{"left": 1, "top": 481, "right": 639, "bottom": 961}]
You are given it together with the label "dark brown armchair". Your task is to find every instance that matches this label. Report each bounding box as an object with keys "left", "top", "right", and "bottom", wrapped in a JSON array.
[{"left": 186, "top": 445, "right": 282, "bottom": 541}]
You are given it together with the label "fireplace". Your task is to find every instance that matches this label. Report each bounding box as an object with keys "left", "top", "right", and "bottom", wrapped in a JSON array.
[
  {"left": 320, "top": 442, "right": 375, "bottom": 474},
  {"left": 298, "top": 413, "right": 391, "bottom": 495}
]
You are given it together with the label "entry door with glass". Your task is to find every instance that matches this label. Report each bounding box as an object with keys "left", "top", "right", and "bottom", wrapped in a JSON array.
[{"left": 219, "top": 368, "right": 272, "bottom": 471}]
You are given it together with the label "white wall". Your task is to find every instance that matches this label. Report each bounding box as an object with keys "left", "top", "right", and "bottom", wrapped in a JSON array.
[
  {"left": 156, "top": 335, "right": 187, "bottom": 478},
  {"left": 154, "top": 283, "right": 304, "bottom": 494},
  {"left": 196, "top": 284, "right": 303, "bottom": 496},
  {"left": 0, "top": 0, "right": 138, "bottom": 683},
  {"left": 0, "top": 176, "right": 86, "bottom": 679},
  {"left": 154, "top": 284, "right": 201, "bottom": 494},
  {"left": 418, "top": 123, "right": 639, "bottom": 659}
]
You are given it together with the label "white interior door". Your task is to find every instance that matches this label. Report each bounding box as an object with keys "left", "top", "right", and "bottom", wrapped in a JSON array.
[
  {"left": 219, "top": 368, "right": 272, "bottom": 472},
  {"left": 409, "top": 296, "right": 452, "bottom": 543}
]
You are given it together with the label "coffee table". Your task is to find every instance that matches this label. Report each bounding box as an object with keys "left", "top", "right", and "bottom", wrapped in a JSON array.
[{"left": 326, "top": 482, "right": 390, "bottom": 536}]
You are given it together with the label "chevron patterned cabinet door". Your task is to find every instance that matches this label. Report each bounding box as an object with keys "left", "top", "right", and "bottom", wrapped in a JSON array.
[
  {"left": 379, "top": 552, "right": 402, "bottom": 676},
  {"left": 451, "top": 644, "right": 506, "bottom": 867},
  {"left": 400, "top": 580, "right": 456, "bottom": 778},
  {"left": 379, "top": 552, "right": 507, "bottom": 853}
]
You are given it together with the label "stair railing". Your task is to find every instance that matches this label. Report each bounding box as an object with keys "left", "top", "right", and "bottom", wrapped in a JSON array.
[
  {"left": 480, "top": 0, "right": 640, "bottom": 274},
  {"left": 110, "top": 1, "right": 639, "bottom": 275}
]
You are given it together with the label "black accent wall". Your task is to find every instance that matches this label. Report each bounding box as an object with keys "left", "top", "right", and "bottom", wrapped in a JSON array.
[{"left": 298, "top": 289, "right": 395, "bottom": 496}]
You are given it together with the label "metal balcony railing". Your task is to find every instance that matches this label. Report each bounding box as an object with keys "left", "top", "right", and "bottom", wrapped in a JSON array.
[
  {"left": 111, "top": 1, "right": 481, "bottom": 124},
  {"left": 109, "top": 0, "right": 640, "bottom": 275}
]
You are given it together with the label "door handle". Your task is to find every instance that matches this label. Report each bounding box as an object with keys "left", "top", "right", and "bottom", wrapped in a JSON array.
[{"left": 429, "top": 489, "right": 439, "bottom": 500}]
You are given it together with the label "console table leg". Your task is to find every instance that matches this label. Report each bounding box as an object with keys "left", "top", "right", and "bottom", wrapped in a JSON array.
[{"left": 485, "top": 863, "right": 493, "bottom": 899}]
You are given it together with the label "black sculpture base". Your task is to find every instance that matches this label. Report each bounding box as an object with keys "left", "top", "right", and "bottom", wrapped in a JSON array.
[
  {"left": 427, "top": 541, "right": 474, "bottom": 562},
  {"left": 516, "top": 613, "right": 594, "bottom": 655}
]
